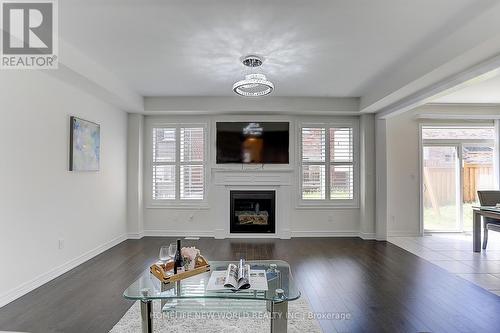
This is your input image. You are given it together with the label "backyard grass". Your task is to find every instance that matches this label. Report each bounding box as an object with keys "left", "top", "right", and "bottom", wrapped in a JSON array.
[{"left": 424, "top": 203, "right": 473, "bottom": 231}]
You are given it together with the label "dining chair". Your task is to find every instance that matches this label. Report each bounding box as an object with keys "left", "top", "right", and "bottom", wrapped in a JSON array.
[{"left": 477, "top": 191, "right": 500, "bottom": 250}]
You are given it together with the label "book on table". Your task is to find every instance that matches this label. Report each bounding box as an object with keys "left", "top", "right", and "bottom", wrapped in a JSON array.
[{"left": 206, "top": 259, "right": 268, "bottom": 291}]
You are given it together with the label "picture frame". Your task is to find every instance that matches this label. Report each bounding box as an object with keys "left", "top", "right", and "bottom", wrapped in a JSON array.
[{"left": 69, "top": 116, "right": 100, "bottom": 171}]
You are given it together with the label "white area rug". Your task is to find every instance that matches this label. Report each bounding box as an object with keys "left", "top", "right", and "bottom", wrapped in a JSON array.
[{"left": 110, "top": 297, "right": 322, "bottom": 333}]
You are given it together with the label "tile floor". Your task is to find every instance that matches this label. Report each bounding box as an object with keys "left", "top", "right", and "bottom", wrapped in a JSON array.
[{"left": 389, "top": 232, "right": 500, "bottom": 296}]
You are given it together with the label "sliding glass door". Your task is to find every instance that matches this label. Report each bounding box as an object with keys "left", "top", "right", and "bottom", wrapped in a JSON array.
[
  {"left": 421, "top": 126, "right": 496, "bottom": 233},
  {"left": 423, "top": 145, "right": 461, "bottom": 231},
  {"left": 462, "top": 144, "right": 495, "bottom": 231}
]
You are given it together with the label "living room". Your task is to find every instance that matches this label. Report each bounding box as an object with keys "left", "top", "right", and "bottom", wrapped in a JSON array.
[{"left": 1, "top": 1, "right": 500, "bottom": 332}]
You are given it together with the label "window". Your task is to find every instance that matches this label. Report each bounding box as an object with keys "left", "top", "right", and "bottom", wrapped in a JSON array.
[
  {"left": 422, "top": 126, "right": 494, "bottom": 140},
  {"left": 152, "top": 126, "right": 205, "bottom": 202},
  {"left": 300, "top": 125, "right": 355, "bottom": 203}
]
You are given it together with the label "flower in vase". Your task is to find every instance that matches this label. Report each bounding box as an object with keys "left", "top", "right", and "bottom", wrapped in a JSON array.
[{"left": 181, "top": 246, "right": 200, "bottom": 270}]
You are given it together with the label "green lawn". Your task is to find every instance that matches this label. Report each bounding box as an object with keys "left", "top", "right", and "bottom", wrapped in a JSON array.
[{"left": 424, "top": 203, "right": 473, "bottom": 231}]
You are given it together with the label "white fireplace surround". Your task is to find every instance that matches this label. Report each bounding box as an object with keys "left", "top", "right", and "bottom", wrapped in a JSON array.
[{"left": 213, "top": 168, "right": 292, "bottom": 239}]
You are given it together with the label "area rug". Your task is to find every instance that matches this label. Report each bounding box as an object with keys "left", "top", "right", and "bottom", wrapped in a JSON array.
[{"left": 110, "top": 296, "right": 322, "bottom": 333}]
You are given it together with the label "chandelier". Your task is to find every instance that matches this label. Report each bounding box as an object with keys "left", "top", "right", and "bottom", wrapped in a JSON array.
[{"left": 233, "top": 55, "right": 274, "bottom": 97}]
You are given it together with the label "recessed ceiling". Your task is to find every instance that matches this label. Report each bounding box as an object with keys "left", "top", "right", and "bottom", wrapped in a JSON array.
[
  {"left": 432, "top": 74, "right": 500, "bottom": 104},
  {"left": 61, "top": 0, "right": 479, "bottom": 97}
]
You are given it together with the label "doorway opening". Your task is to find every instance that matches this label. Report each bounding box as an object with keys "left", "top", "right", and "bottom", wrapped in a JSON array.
[{"left": 421, "top": 125, "right": 496, "bottom": 232}]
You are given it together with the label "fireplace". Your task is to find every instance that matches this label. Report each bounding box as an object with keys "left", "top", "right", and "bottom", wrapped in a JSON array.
[{"left": 230, "top": 190, "right": 276, "bottom": 233}]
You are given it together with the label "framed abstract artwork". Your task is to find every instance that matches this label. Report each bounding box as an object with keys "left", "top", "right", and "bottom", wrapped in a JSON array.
[{"left": 69, "top": 116, "right": 100, "bottom": 171}]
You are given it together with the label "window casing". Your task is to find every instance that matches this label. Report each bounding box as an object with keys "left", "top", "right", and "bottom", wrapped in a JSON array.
[
  {"left": 299, "top": 122, "right": 358, "bottom": 207},
  {"left": 152, "top": 125, "right": 206, "bottom": 204}
]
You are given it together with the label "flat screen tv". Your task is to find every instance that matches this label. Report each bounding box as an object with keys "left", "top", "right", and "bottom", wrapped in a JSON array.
[{"left": 216, "top": 122, "right": 289, "bottom": 164}]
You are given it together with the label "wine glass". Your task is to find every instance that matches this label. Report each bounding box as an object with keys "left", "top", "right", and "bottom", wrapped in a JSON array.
[
  {"left": 168, "top": 243, "right": 176, "bottom": 260},
  {"left": 159, "top": 246, "right": 169, "bottom": 266}
]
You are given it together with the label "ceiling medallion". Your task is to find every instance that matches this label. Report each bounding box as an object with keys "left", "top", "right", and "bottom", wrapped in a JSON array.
[{"left": 233, "top": 55, "right": 274, "bottom": 97}]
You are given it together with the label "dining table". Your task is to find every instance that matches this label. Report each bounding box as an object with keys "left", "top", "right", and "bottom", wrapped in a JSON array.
[{"left": 472, "top": 206, "right": 500, "bottom": 252}]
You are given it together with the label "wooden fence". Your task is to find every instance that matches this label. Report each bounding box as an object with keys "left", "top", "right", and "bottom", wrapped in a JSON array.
[
  {"left": 463, "top": 164, "right": 493, "bottom": 202},
  {"left": 423, "top": 164, "right": 493, "bottom": 207}
]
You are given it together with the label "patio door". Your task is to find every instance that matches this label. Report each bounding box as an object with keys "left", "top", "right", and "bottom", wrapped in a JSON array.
[
  {"left": 421, "top": 126, "right": 496, "bottom": 233},
  {"left": 461, "top": 143, "right": 495, "bottom": 231},
  {"left": 423, "top": 145, "right": 461, "bottom": 231},
  {"left": 422, "top": 143, "right": 495, "bottom": 232}
]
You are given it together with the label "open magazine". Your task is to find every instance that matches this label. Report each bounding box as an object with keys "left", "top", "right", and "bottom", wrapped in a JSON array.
[
  {"left": 207, "top": 259, "right": 268, "bottom": 291},
  {"left": 225, "top": 260, "right": 250, "bottom": 290}
]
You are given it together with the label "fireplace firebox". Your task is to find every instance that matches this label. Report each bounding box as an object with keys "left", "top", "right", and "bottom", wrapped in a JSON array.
[{"left": 230, "top": 190, "right": 276, "bottom": 233}]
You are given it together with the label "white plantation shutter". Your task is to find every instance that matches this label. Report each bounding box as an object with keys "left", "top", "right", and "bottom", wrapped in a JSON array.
[
  {"left": 153, "top": 165, "right": 176, "bottom": 199},
  {"left": 330, "top": 165, "right": 353, "bottom": 199},
  {"left": 302, "top": 128, "right": 326, "bottom": 162},
  {"left": 180, "top": 128, "right": 204, "bottom": 162},
  {"left": 152, "top": 126, "right": 205, "bottom": 201},
  {"left": 301, "top": 125, "right": 355, "bottom": 201},
  {"left": 302, "top": 164, "right": 325, "bottom": 200},
  {"left": 330, "top": 127, "right": 354, "bottom": 199},
  {"left": 180, "top": 165, "right": 204, "bottom": 199},
  {"left": 330, "top": 127, "right": 353, "bottom": 163},
  {"left": 301, "top": 128, "right": 326, "bottom": 199},
  {"left": 180, "top": 128, "right": 204, "bottom": 200},
  {"left": 153, "top": 128, "right": 176, "bottom": 199}
]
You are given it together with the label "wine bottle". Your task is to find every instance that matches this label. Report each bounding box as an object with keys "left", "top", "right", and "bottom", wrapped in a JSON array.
[{"left": 173, "top": 239, "right": 184, "bottom": 274}]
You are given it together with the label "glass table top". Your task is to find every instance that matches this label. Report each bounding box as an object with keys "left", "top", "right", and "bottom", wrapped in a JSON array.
[
  {"left": 473, "top": 206, "right": 500, "bottom": 213},
  {"left": 124, "top": 260, "right": 300, "bottom": 302}
]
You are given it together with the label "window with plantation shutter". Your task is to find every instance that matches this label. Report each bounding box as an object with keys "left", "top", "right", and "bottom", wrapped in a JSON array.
[
  {"left": 300, "top": 123, "right": 356, "bottom": 204},
  {"left": 152, "top": 128, "right": 176, "bottom": 200},
  {"left": 330, "top": 127, "right": 353, "bottom": 200},
  {"left": 301, "top": 128, "right": 326, "bottom": 200},
  {"left": 152, "top": 125, "right": 205, "bottom": 202},
  {"left": 180, "top": 127, "right": 204, "bottom": 200}
]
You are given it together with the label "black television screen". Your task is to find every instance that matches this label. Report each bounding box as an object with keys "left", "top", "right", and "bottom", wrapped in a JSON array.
[{"left": 216, "top": 122, "right": 289, "bottom": 164}]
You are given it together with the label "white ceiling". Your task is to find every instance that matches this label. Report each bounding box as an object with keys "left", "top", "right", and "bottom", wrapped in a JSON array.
[
  {"left": 60, "top": 0, "right": 480, "bottom": 97},
  {"left": 432, "top": 74, "right": 500, "bottom": 104}
]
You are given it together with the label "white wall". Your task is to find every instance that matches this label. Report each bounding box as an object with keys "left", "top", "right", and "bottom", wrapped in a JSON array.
[
  {"left": 0, "top": 71, "right": 128, "bottom": 307},
  {"left": 127, "top": 114, "right": 144, "bottom": 238},
  {"left": 360, "top": 114, "right": 376, "bottom": 239},
  {"left": 138, "top": 114, "right": 373, "bottom": 238},
  {"left": 375, "top": 118, "right": 389, "bottom": 240},
  {"left": 386, "top": 112, "right": 420, "bottom": 236}
]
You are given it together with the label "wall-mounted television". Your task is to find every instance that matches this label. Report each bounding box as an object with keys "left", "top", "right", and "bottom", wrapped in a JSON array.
[{"left": 216, "top": 122, "right": 289, "bottom": 164}]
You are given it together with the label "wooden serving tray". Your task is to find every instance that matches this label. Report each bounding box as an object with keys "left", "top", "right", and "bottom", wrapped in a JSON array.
[{"left": 150, "top": 255, "right": 210, "bottom": 283}]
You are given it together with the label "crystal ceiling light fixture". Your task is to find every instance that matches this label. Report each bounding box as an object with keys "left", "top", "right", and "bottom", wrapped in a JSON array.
[{"left": 233, "top": 55, "right": 274, "bottom": 97}]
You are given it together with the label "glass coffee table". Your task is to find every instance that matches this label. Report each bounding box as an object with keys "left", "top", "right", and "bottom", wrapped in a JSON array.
[{"left": 123, "top": 260, "right": 300, "bottom": 333}]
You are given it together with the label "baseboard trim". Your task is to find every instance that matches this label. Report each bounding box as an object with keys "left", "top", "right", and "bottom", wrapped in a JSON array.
[
  {"left": 142, "top": 230, "right": 369, "bottom": 239},
  {"left": 291, "top": 230, "right": 360, "bottom": 237},
  {"left": 387, "top": 231, "right": 422, "bottom": 237},
  {"left": 359, "top": 232, "right": 377, "bottom": 240},
  {"left": 140, "top": 230, "right": 383, "bottom": 239},
  {"left": 0, "top": 234, "right": 127, "bottom": 309},
  {"left": 142, "top": 230, "right": 215, "bottom": 237},
  {"left": 126, "top": 231, "right": 144, "bottom": 239}
]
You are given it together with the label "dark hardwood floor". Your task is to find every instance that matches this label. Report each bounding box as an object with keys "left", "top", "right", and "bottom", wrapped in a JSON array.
[{"left": 0, "top": 237, "right": 499, "bottom": 333}]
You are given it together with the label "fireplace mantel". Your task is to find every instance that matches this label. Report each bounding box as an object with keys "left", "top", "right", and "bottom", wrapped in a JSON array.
[
  {"left": 212, "top": 168, "right": 293, "bottom": 239},
  {"left": 212, "top": 169, "right": 293, "bottom": 186}
]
